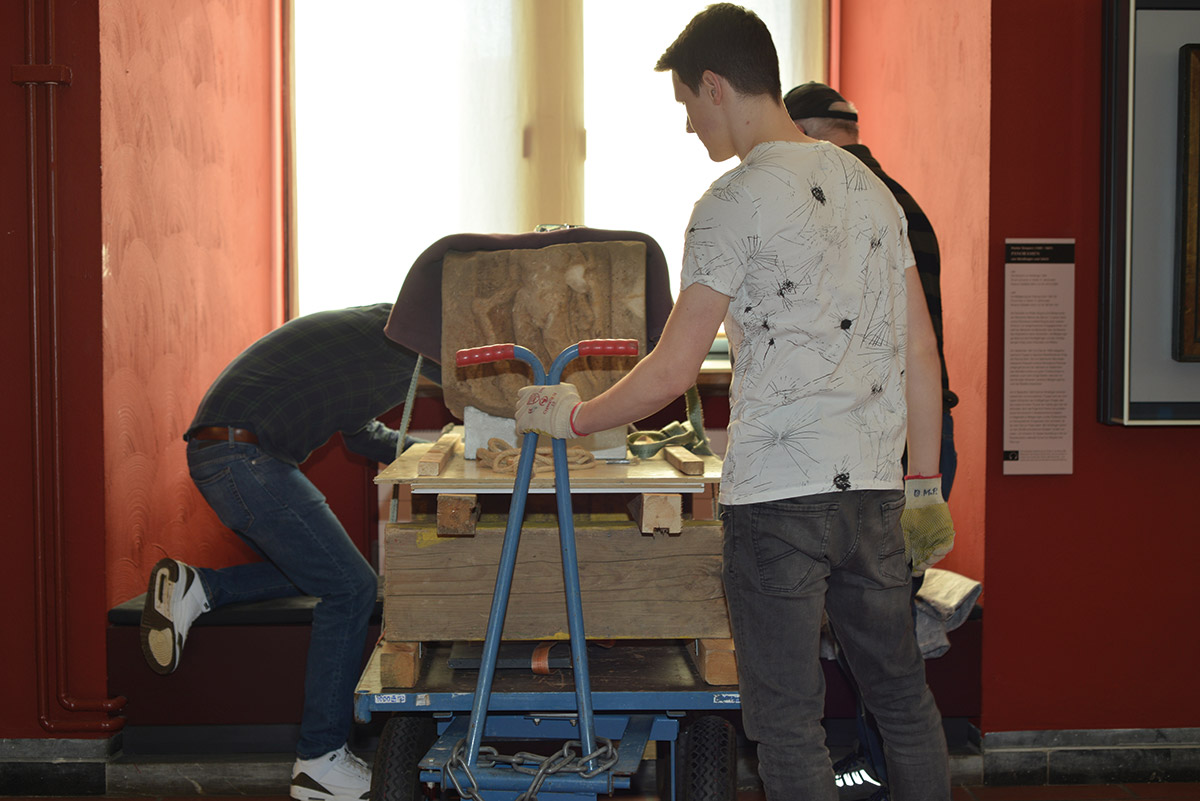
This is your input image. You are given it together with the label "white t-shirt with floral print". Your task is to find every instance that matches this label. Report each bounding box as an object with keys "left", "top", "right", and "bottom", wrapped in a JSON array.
[{"left": 682, "top": 140, "right": 915, "bottom": 506}]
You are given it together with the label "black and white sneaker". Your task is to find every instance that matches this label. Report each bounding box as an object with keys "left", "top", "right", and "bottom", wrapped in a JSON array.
[
  {"left": 833, "top": 750, "right": 885, "bottom": 800},
  {"left": 290, "top": 745, "right": 371, "bottom": 801},
  {"left": 139, "top": 558, "right": 210, "bottom": 674}
]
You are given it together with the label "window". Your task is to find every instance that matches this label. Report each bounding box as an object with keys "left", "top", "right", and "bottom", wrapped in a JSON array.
[{"left": 293, "top": 0, "right": 818, "bottom": 316}]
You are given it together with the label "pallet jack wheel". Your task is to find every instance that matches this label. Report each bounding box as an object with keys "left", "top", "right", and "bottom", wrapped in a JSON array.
[
  {"left": 677, "top": 715, "right": 737, "bottom": 801},
  {"left": 371, "top": 715, "right": 436, "bottom": 801}
]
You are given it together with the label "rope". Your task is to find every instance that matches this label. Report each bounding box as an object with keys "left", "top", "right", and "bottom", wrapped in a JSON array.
[{"left": 474, "top": 437, "right": 596, "bottom": 476}]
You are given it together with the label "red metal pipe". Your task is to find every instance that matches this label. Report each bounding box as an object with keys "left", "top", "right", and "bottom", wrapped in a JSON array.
[{"left": 21, "top": 0, "right": 126, "bottom": 733}]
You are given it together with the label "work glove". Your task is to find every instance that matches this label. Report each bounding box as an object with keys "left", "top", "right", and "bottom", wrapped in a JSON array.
[
  {"left": 900, "top": 474, "right": 955, "bottom": 576},
  {"left": 515, "top": 383, "right": 583, "bottom": 440}
]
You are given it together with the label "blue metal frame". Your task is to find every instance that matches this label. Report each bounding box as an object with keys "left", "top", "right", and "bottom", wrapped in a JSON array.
[
  {"left": 360, "top": 340, "right": 741, "bottom": 800},
  {"left": 450, "top": 343, "right": 610, "bottom": 797}
]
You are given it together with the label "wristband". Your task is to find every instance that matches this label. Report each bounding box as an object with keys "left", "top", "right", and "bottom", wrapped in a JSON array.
[
  {"left": 903, "top": 474, "right": 944, "bottom": 508},
  {"left": 568, "top": 402, "right": 585, "bottom": 438}
]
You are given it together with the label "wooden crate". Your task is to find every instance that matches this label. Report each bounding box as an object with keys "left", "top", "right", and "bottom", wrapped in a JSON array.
[
  {"left": 375, "top": 428, "right": 737, "bottom": 686},
  {"left": 382, "top": 520, "right": 731, "bottom": 642}
]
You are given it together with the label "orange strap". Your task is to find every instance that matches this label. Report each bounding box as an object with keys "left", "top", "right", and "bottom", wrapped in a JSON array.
[{"left": 531, "top": 641, "right": 554, "bottom": 675}]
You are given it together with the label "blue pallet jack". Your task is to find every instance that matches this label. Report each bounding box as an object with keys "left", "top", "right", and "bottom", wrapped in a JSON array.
[{"left": 360, "top": 339, "right": 740, "bottom": 801}]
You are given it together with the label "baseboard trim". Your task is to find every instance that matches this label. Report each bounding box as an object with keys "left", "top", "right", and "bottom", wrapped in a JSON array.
[{"left": 982, "top": 728, "right": 1200, "bottom": 785}]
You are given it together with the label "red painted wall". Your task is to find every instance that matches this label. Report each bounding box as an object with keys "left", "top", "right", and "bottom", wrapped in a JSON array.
[
  {"left": 985, "top": 0, "right": 1199, "bottom": 732},
  {"left": 842, "top": 0, "right": 1200, "bottom": 733},
  {"left": 100, "top": 0, "right": 282, "bottom": 607},
  {"left": 0, "top": 0, "right": 283, "bottom": 739},
  {"left": 838, "top": 1, "right": 991, "bottom": 587}
]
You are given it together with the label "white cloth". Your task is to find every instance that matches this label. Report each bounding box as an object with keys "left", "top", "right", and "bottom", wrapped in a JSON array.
[
  {"left": 912, "top": 567, "right": 982, "bottom": 658},
  {"left": 681, "top": 140, "right": 915, "bottom": 506},
  {"left": 818, "top": 567, "right": 982, "bottom": 660}
]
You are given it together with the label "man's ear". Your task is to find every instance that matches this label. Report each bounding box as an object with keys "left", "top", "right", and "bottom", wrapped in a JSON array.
[{"left": 700, "top": 69, "right": 723, "bottom": 104}]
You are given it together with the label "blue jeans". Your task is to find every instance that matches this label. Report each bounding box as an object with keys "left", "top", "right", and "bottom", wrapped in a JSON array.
[
  {"left": 186, "top": 440, "right": 378, "bottom": 759},
  {"left": 721, "top": 490, "right": 950, "bottom": 801}
]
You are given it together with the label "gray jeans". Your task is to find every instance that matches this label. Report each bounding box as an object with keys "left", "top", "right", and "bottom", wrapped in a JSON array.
[{"left": 721, "top": 490, "right": 950, "bottom": 801}]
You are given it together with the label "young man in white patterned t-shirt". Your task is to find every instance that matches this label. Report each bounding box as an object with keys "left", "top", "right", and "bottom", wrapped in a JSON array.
[{"left": 514, "top": 5, "right": 954, "bottom": 800}]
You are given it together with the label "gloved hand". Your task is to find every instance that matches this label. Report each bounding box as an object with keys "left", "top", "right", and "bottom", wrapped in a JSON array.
[
  {"left": 515, "top": 383, "right": 583, "bottom": 440},
  {"left": 900, "top": 474, "right": 955, "bottom": 575}
]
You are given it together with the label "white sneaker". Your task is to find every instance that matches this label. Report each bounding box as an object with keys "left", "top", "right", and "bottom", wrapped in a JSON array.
[
  {"left": 833, "top": 751, "right": 884, "bottom": 800},
  {"left": 139, "top": 558, "right": 210, "bottom": 674},
  {"left": 290, "top": 745, "right": 372, "bottom": 801}
]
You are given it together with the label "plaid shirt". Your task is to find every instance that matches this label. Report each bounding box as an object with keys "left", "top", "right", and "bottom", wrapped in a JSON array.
[
  {"left": 187, "top": 304, "right": 439, "bottom": 465},
  {"left": 844, "top": 144, "right": 957, "bottom": 410}
]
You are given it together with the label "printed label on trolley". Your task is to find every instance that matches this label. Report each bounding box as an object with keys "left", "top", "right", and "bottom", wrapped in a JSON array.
[
  {"left": 374, "top": 694, "right": 407, "bottom": 705},
  {"left": 712, "top": 693, "right": 740, "bottom": 705}
]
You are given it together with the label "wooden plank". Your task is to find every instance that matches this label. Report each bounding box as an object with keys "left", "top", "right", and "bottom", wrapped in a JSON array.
[
  {"left": 663, "top": 445, "right": 704, "bottom": 476},
  {"left": 691, "top": 482, "right": 717, "bottom": 521},
  {"left": 417, "top": 431, "right": 460, "bottom": 476},
  {"left": 437, "top": 494, "right": 480, "bottom": 537},
  {"left": 689, "top": 638, "right": 738, "bottom": 686},
  {"left": 377, "top": 427, "right": 723, "bottom": 492},
  {"left": 383, "top": 522, "right": 731, "bottom": 642},
  {"left": 379, "top": 641, "right": 422, "bottom": 689},
  {"left": 627, "top": 493, "right": 682, "bottom": 534},
  {"left": 382, "top": 484, "right": 413, "bottom": 524}
]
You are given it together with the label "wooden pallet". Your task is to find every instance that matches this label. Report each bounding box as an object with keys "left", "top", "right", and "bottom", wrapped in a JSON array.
[{"left": 375, "top": 427, "right": 736, "bottom": 687}]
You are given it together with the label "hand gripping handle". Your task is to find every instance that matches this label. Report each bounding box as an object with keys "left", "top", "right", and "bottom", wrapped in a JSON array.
[
  {"left": 576, "top": 339, "right": 639, "bottom": 357},
  {"left": 456, "top": 343, "right": 516, "bottom": 366}
]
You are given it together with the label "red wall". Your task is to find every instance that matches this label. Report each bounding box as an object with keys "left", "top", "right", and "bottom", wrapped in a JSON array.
[
  {"left": 839, "top": 0, "right": 991, "bottom": 587},
  {"left": 0, "top": 0, "right": 283, "bottom": 739},
  {"left": 843, "top": 0, "right": 1200, "bottom": 733},
  {"left": 984, "top": 0, "right": 1199, "bottom": 732},
  {"left": 100, "top": 0, "right": 283, "bottom": 607}
]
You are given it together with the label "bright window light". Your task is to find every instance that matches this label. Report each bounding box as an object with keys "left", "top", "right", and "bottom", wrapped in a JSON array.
[
  {"left": 293, "top": 0, "right": 520, "bottom": 316},
  {"left": 294, "top": 1, "right": 800, "bottom": 315},
  {"left": 583, "top": 0, "right": 799, "bottom": 296}
]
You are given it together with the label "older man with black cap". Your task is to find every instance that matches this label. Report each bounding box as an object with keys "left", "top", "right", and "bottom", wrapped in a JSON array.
[{"left": 785, "top": 81, "right": 960, "bottom": 801}]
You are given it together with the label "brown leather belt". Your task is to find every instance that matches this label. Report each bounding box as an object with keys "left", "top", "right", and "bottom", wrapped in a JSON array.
[{"left": 190, "top": 425, "right": 259, "bottom": 444}]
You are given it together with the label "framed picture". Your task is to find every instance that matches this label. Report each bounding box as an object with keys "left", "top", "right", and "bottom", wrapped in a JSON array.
[
  {"left": 1176, "top": 44, "right": 1200, "bottom": 361},
  {"left": 1100, "top": 0, "right": 1200, "bottom": 425}
]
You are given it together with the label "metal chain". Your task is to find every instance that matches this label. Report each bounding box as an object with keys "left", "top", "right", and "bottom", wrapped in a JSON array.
[
  {"left": 444, "top": 739, "right": 484, "bottom": 801},
  {"left": 442, "top": 737, "right": 619, "bottom": 801}
]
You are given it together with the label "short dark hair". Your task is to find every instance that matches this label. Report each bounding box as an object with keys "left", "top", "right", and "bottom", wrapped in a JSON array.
[{"left": 655, "top": 3, "right": 782, "bottom": 100}]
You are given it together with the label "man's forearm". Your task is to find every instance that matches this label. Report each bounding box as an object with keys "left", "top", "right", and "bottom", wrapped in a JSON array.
[
  {"left": 343, "top": 420, "right": 400, "bottom": 464},
  {"left": 905, "top": 266, "right": 942, "bottom": 476},
  {"left": 572, "top": 282, "right": 730, "bottom": 436},
  {"left": 573, "top": 350, "right": 695, "bottom": 435}
]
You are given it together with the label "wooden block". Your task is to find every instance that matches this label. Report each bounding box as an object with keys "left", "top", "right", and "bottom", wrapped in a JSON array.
[
  {"left": 417, "top": 431, "right": 460, "bottom": 476},
  {"left": 383, "top": 522, "right": 731, "bottom": 641},
  {"left": 689, "top": 637, "right": 738, "bottom": 686},
  {"left": 691, "top": 482, "right": 717, "bottom": 521},
  {"left": 627, "top": 493, "right": 682, "bottom": 534},
  {"left": 383, "top": 484, "right": 413, "bottom": 524},
  {"left": 663, "top": 445, "right": 704, "bottom": 476},
  {"left": 379, "top": 641, "right": 422, "bottom": 688},
  {"left": 437, "top": 494, "right": 480, "bottom": 537}
]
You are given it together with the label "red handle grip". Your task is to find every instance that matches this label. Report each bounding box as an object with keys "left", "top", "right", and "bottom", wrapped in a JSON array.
[
  {"left": 578, "top": 339, "right": 639, "bottom": 357},
  {"left": 456, "top": 343, "right": 516, "bottom": 366}
]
